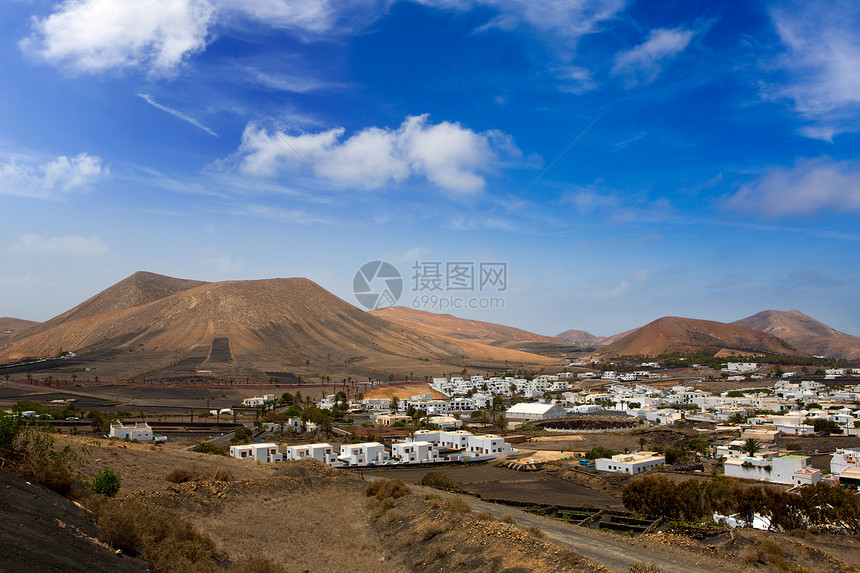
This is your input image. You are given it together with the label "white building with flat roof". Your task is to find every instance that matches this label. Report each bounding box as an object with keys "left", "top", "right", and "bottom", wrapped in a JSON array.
[
  {"left": 109, "top": 421, "right": 153, "bottom": 441},
  {"left": 505, "top": 402, "right": 568, "bottom": 421},
  {"left": 595, "top": 452, "right": 665, "bottom": 475},
  {"left": 391, "top": 441, "right": 437, "bottom": 463},
  {"left": 338, "top": 442, "right": 389, "bottom": 466},
  {"left": 284, "top": 443, "right": 337, "bottom": 464},
  {"left": 229, "top": 443, "right": 283, "bottom": 463}
]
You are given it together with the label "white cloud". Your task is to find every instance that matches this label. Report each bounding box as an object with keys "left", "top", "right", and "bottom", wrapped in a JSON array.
[
  {"left": 0, "top": 153, "right": 107, "bottom": 198},
  {"left": 138, "top": 94, "right": 218, "bottom": 136},
  {"left": 612, "top": 27, "right": 694, "bottom": 87},
  {"left": 219, "top": 0, "right": 335, "bottom": 33},
  {"left": 769, "top": 0, "right": 860, "bottom": 139},
  {"left": 22, "top": 0, "right": 214, "bottom": 75},
  {"left": 418, "top": 0, "right": 625, "bottom": 39},
  {"left": 726, "top": 157, "right": 860, "bottom": 216},
  {"left": 236, "top": 115, "right": 525, "bottom": 194},
  {"left": 9, "top": 233, "right": 109, "bottom": 256}
]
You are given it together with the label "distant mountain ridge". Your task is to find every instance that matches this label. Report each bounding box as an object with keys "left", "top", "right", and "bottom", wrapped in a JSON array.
[
  {"left": 595, "top": 316, "right": 809, "bottom": 358},
  {"left": 555, "top": 329, "right": 604, "bottom": 345},
  {"left": 733, "top": 309, "right": 860, "bottom": 359}
]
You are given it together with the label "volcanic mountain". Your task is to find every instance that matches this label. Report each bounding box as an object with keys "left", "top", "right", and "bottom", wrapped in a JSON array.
[
  {"left": 595, "top": 316, "right": 809, "bottom": 358},
  {"left": 556, "top": 329, "right": 605, "bottom": 345},
  {"left": 0, "top": 273, "right": 556, "bottom": 381},
  {"left": 733, "top": 309, "right": 860, "bottom": 359}
]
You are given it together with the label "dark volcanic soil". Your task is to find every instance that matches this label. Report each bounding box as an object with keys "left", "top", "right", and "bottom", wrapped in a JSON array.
[{"left": 0, "top": 469, "right": 146, "bottom": 572}]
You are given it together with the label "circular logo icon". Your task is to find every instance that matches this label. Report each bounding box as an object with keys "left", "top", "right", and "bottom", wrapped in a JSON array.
[{"left": 353, "top": 260, "right": 403, "bottom": 310}]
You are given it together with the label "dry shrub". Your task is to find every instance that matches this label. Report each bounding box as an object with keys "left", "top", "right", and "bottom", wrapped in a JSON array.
[
  {"left": 441, "top": 497, "right": 471, "bottom": 514},
  {"left": 211, "top": 467, "right": 234, "bottom": 482},
  {"left": 383, "top": 509, "right": 406, "bottom": 525},
  {"left": 629, "top": 563, "right": 664, "bottom": 573},
  {"left": 89, "top": 497, "right": 216, "bottom": 572},
  {"left": 475, "top": 511, "right": 494, "bottom": 521},
  {"left": 20, "top": 457, "right": 75, "bottom": 496},
  {"left": 523, "top": 525, "right": 545, "bottom": 539},
  {"left": 428, "top": 542, "right": 448, "bottom": 560},
  {"left": 365, "top": 478, "right": 411, "bottom": 501},
  {"left": 166, "top": 467, "right": 197, "bottom": 484},
  {"left": 422, "top": 492, "right": 442, "bottom": 501},
  {"left": 228, "top": 556, "right": 289, "bottom": 573},
  {"left": 501, "top": 514, "right": 516, "bottom": 524},
  {"left": 421, "top": 521, "right": 450, "bottom": 541}
]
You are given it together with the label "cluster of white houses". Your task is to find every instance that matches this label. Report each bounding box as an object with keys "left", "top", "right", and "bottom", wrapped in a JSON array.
[{"left": 229, "top": 429, "right": 515, "bottom": 468}]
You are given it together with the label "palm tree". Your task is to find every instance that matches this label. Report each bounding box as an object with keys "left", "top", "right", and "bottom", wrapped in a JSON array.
[
  {"left": 638, "top": 437, "right": 648, "bottom": 451},
  {"left": 742, "top": 438, "right": 761, "bottom": 456}
]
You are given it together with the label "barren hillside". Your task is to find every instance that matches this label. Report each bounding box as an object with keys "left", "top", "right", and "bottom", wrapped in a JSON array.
[
  {"left": 733, "top": 309, "right": 860, "bottom": 359},
  {"left": 371, "top": 306, "right": 563, "bottom": 346},
  {"left": 597, "top": 316, "right": 808, "bottom": 358}
]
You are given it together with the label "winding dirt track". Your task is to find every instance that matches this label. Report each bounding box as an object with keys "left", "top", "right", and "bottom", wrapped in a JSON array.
[{"left": 414, "top": 485, "right": 742, "bottom": 573}]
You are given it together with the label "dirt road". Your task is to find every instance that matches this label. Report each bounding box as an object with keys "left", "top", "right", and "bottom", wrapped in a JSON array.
[{"left": 414, "top": 485, "right": 742, "bottom": 573}]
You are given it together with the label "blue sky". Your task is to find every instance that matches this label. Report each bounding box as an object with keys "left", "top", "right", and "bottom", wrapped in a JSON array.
[{"left": 1, "top": 0, "right": 859, "bottom": 338}]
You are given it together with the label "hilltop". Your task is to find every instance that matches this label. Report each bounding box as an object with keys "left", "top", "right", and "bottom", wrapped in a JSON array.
[
  {"left": 0, "top": 317, "right": 39, "bottom": 336},
  {"left": 733, "top": 309, "right": 860, "bottom": 359},
  {"left": 596, "top": 316, "right": 809, "bottom": 358},
  {"left": 0, "top": 273, "right": 557, "bottom": 381}
]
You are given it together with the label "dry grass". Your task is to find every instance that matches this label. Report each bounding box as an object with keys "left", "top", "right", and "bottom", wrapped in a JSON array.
[
  {"left": 500, "top": 514, "right": 516, "bottom": 524},
  {"left": 193, "top": 483, "right": 408, "bottom": 573},
  {"left": 441, "top": 497, "right": 472, "bottom": 514}
]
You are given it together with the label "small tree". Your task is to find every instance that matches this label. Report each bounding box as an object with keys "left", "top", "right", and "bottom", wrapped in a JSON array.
[
  {"left": 742, "top": 438, "right": 760, "bottom": 456},
  {"left": 93, "top": 468, "right": 121, "bottom": 497}
]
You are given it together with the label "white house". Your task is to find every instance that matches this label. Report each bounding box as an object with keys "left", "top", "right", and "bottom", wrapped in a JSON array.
[
  {"left": 338, "top": 442, "right": 389, "bottom": 465},
  {"left": 505, "top": 402, "right": 568, "bottom": 421},
  {"left": 109, "top": 421, "right": 153, "bottom": 441},
  {"left": 412, "top": 429, "right": 473, "bottom": 450},
  {"left": 831, "top": 448, "right": 860, "bottom": 475},
  {"left": 229, "top": 443, "right": 283, "bottom": 463},
  {"left": 243, "top": 395, "right": 276, "bottom": 407},
  {"left": 724, "top": 454, "right": 820, "bottom": 485},
  {"left": 467, "top": 434, "right": 513, "bottom": 456},
  {"left": 284, "top": 443, "right": 337, "bottom": 464},
  {"left": 595, "top": 452, "right": 665, "bottom": 475},
  {"left": 391, "top": 441, "right": 437, "bottom": 463}
]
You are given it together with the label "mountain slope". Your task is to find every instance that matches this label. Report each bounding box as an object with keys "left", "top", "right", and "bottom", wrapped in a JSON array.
[
  {"left": 371, "top": 306, "right": 561, "bottom": 345},
  {"left": 597, "top": 316, "right": 808, "bottom": 358},
  {"left": 0, "top": 274, "right": 556, "bottom": 379},
  {"left": 0, "top": 317, "right": 39, "bottom": 335},
  {"left": 733, "top": 309, "right": 860, "bottom": 359}
]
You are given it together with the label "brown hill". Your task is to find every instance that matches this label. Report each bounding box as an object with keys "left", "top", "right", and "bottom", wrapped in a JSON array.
[
  {"left": 370, "top": 306, "right": 562, "bottom": 346},
  {"left": 0, "top": 317, "right": 39, "bottom": 335},
  {"left": 0, "top": 273, "right": 555, "bottom": 380},
  {"left": 596, "top": 316, "right": 809, "bottom": 358},
  {"left": 556, "top": 329, "right": 604, "bottom": 345},
  {"left": 733, "top": 309, "right": 860, "bottom": 359}
]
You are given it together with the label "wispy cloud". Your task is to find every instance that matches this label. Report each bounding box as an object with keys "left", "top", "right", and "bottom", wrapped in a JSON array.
[
  {"left": 725, "top": 156, "right": 860, "bottom": 216},
  {"left": 612, "top": 27, "right": 695, "bottom": 87},
  {"left": 202, "top": 253, "right": 243, "bottom": 274},
  {"left": 138, "top": 94, "right": 218, "bottom": 136},
  {"left": 9, "top": 233, "right": 109, "bottom": 256},
  {"left": 562, "top": 184, "right": 674, "bottom": 223},
  {"left": 0, "top": 152, "right": 107, "bottom": 198},
  {"left": 768, "top": 0, "right": 860, "bottom": 139}
]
